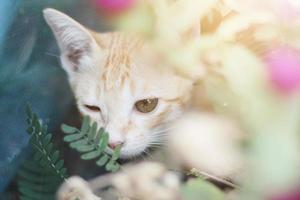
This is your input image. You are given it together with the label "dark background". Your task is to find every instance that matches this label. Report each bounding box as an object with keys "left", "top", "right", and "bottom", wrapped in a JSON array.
[{"left": 0, "top": 0, "right": 111, "bottom": 197}]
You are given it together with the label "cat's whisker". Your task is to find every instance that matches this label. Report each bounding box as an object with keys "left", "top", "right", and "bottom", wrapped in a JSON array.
[
  {"left": 152, "top": 126, "right": 174, "bottom": 133},
  {"left": 148, "top": 142, "right": 167, "bottom": 145},
  {"left": 45, "top": 52, "right": 60, "bottom": 58},
  {"left": 143, "top": 150, "right": 152, "bottom": 157},
  {"left": 150, "top": 132, "right": 169, "bottom": 137},
  {"left": 149, "top": 144, "right": 167, "bottom": 148},
  {"left": 152, "top": 131, "right": 170, "bottom": 135},
  {"left": 149, "top": 133, "right": 169, "bottom": 139},
  {"left": 148, "top": 138, "right": 168, "bottom": 144}
]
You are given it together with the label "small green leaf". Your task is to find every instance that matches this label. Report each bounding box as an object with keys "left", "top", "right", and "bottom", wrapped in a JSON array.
[
  {"left": 76, "top": 145, "right": 95, "bottom": 153},
  {"left": 59, "top": 168, "right": 67, "bottom": 178},
  {"left": 88, "top": 122, "right": 97, "bottom": 140},
  {"left": 112, "top": 145, "right": 122, "bottom": 161},
  {"left": 46, "top": 143, "right": 54, "bottom": 153},
  {"left": 42, "top": 134, "right": 52, "bottom": 145},
  {"left": 61, "top": 124, "right": 78, "bottom": 134},
  {"left": 81, "top": 116, "right": 90, "bottom": 133},
  {"left": 105, "top": 160, "right": 116, "bottom": 171},
  {"left": 94, "top": 128, "right": 105, "bottom": 142},
  {"left": 51, "top": 150, "right": 59, "bottom": 163},
  {"left": 69, "top": 138, "right": 89, "bottom": 148},
  {"left": 96, "top": 154, "right": 109, "bottom": 166},
  {"left": 32, "top": 114, "right": 41, "bottom": 133},
  {"left": 98, "top": 132, "right": 109, "bottom": 151},
  {"left": 110, "top": 163, "right": 120, "bottom": 172},
  {"left": 55, "top": 160, "right": 64, "bottom": 169},
  {"left": 81, "top": 150, "right": 101, "bottom": 160},
  {"left": 63, "top": 134, "right": 84, "bottom": 142}
]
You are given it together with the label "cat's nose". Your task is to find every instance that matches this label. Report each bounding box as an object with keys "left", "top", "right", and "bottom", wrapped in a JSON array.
[{"left": 108, "top": 141, "right": 124, "bottom": 149}]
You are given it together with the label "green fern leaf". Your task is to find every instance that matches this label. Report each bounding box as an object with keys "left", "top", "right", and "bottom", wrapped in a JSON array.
[
  {"left": 81, "top": 116, "right": 90, "bottom": 133},
  {"left": 61, "top": 124, "right": 78, "bottom": 134},
  {"left": 42, "top": 134, "right": 52, "bottom": 145},
  {"left": 96, "top": 155, "right": 109, "bottom": 166},
  {"left": 88, "top": 122, "right": 97, "bottom": 140},
  {"left": 61, "top": 116, "right": 121, "bottom": 172},
  {"left": 112, "top": 145, "right": 122, "bottom": 161},
  {"left": 110, "top": 163, "right": 120, "bottom": 172},
  {"left": 63, "top": 133, "right": 84, "bottom": 142},
  {"left": 55, "top": 160, "right": 65, "bottom": 170},
  {"left": 69, "top": 138, "right": 89, "bottom": 148},
  {"left": 18, "top": 105, "right": 68, "bottom": 200},
  {"left": 76, "top": 144, "right": 95, "bottom": 153},
  {"left": 98, "top": 132, "right": 109, "bottom": 151},
  {"left": 81, "top": 149, "right": 102, "bottom": 160},
  {"left": 51, "top": 150, "right": 60, "bottom": 162}
]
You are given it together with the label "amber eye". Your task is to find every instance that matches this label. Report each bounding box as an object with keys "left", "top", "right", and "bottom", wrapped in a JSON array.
[
  {"left": 84, "top": 105, "right": 101, "bottom": 112},
  {"left": 135, "top": 98, "right": 158, "bottom": 113}
]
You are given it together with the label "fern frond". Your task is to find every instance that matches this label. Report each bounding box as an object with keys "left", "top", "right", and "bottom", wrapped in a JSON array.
[
  {"left": 26, "top": 106, "right": 67, "bottom": 180},
  {"left": 18, "top": 105, "right": 68, "bottom": 200},
  {"left": 18, "top": 160, "right": 61, "bottom": 200},
  {"left": 61, "top": 116, "right": 121, "bottom": 172}
]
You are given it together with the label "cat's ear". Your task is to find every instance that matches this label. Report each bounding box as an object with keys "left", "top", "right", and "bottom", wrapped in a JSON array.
[{"left": 43, "top": 8, "right": 98, "bottom": 74}]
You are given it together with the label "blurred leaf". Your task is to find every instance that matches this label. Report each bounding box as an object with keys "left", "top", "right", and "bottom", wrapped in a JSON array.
[
  {"left": 181, "top": 178, "right": 224, "bottom": 200},
  {"left": 96, "top": 155, "right": 109, "bottom": 167},
  {"left": 88, "top": 122, "right": 97, "bottom": 141},
  {"left": 110, "top": 163, "right": 120, "bottom": 172},
  {"left": 81, "top": 116, "right": 90, "bottom": 133},
  {"left": 112, "top": 145, "right": 122, "bottom": 161},
  {"left": 98, "top": 132, "right": 109, "bottom": 151}
]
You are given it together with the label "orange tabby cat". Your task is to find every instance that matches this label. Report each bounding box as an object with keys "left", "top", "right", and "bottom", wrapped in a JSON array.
[{"left": 43, "top": 8, "right": 194, "bottom": 159}]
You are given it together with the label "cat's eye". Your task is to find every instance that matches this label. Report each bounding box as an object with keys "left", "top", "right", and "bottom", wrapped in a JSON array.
[
  {"left": 135, "top": 98, "right": 158, "bottom": 113},
  {"left": 84, "top": 105, "right": 101, "bottom": 112}
]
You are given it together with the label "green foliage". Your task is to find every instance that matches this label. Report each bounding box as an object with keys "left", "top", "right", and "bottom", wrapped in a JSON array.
[
  {"left": 61, "top": 116, "right": 121, "bottom": 172},
  {"left": 18, "top": 105, "right": 68, "bottom": 200},
  {"left": 181, "top": 178, "right": 225, "bottom": 200}
]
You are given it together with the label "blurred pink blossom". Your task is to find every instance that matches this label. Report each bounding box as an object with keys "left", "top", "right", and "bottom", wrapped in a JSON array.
[
  {"left": 270, "top": 187, "right": 300, "bottom": 200},
  {"left": 274, "top": 0, "right": 300, "bottom": 20},
  {"left": 94, "top": 0, "right": 135, "bottom": 14},
  {"left": 264, "top": 45, "right": 300, "bottom": 94}
]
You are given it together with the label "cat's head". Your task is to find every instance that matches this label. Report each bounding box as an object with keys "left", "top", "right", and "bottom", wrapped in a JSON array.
[{"left": 43, "top": 8, "right": 194, "bottom": 158}]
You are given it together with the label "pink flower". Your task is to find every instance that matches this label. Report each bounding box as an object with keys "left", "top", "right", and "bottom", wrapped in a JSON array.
[
  {"left": 264, "top": 45, "right": 300, "bottom": 94},
  {"left": 270, "top": 187, "right": 300, "bottom": 200},
  {"left": 274, "top": 0, "right": 300, "bottom": 21},
  {"left": 94, "top": 0, "right": 135, "bottom": 14}
]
